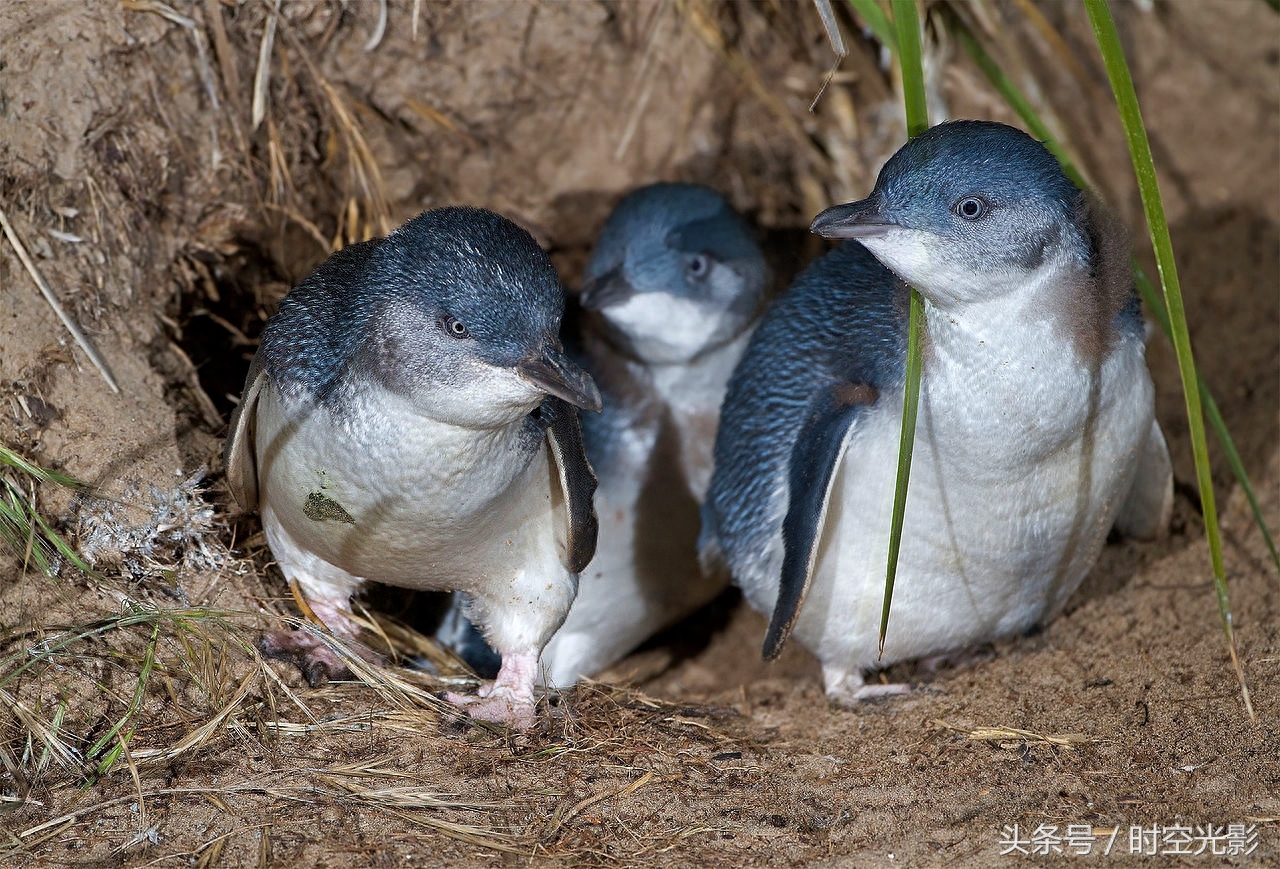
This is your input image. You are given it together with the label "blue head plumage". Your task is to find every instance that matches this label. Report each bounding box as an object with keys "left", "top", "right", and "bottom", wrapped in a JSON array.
[
  {"left": 811, "top": 121, "right": 1094, "bottom": 308},
  {"left": 579, "top": 183, "right": 769, "bottom": 364},
  {"left": 260, "top": 206, "right": 599, "bottom": 413}
]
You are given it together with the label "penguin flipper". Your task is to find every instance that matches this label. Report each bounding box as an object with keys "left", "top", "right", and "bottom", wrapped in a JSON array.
[
  {"left": 763, "top": 384, "right": 876, "bottom": 660},
  {"left": 223, "top": 354, "right": 267, "bottom": 510},
  {"left": 1114, "top": 419, "right": 1173, "bottom": 541},
  {"left": 542, "top": 396, "right": 600, "bottom": 574}
]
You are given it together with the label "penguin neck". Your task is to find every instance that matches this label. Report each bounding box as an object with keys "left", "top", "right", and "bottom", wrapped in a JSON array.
[
  {"left": 916, "top": 252, "right": 1125, "bottom": 466},
  {"left": 583, "top": 319, "right": 754, "bottom": 501},
  {"left": 647, "top": 325, "right": 752, "bottom": 399},
  {"left": 921, "top": 199, "right": 1132, "bottom": 370},
  {"left": 585, "top": 314, "right": 753, "bottom": 414},
  {"left": 647, "top": 326, "right": 755, "bottom": 501},
  {"left": 329, "top": 373, "right": 540, "bottom": 442},
  {"left": 921, "top": 246, "right": 1108, "bottom": 374}
]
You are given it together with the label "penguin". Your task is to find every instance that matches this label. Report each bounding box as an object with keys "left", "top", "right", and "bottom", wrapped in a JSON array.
[
  {"left": 702, "top": 121, "right": 1173, "bottom": 702},
  {"left": 440, "top": 183, "right": 770, "bottom": 686},
  {"left": 224, "top": 206, "right": 601, "bottom": 728}
]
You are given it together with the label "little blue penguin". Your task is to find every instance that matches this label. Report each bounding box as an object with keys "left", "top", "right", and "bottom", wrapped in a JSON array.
[
  {"left": 701, "top": 120, "right": 1173, "bottom": 703},
  {"left": 439, "top": 183, "right": 770, "bottom": 685},
  {"left": 223, "top": 206, "right": 602, "bottom": 729}
]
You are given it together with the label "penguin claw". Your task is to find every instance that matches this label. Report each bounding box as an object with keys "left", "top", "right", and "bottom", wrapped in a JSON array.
[
  {"left": 821, "top": 663, "right": 912, "bottom": 706},
  {"left": 443, "top": 650, "right": 540, "bottom": 729},
  {"left": 443, "top": 689, "right": 537, "bottom": 730},
  {"left": 257, "top": 629, "right": 356, "bottom": 686},
  {"left": 825, "top": 680, "right": 912, "bottom": 707},
  {"left": 846, "top": 682, "right": 912, "bottom": 701}
]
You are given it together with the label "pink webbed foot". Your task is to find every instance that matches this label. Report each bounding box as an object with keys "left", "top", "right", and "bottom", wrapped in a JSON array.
[
  {"left": 823, "top": 663, "right": 912, "bottom": 706},
  {"left": 444, "top": 651, "right": 539, "bottom": 730},
  {"left": 259, "top": 589, "right": 380, "bottom": 687},
  {"left": 259, "top": 629, "right": 354, "bottom": 687}
]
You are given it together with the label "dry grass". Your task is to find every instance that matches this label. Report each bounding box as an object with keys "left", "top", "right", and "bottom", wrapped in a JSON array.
[
  {"left": 931, "top": 720, "right": 1098, "bottom": 750},
  {"left": 0, "top": 208, "right": 119, "bottom": 395},
  {"left": 0, "top": 578, "right": 769, "bottom": 865},
  {"left": 278, "top": 20, "right": 393, "bottom": 245},
  {"left": 0, "top": 446, "right": 765, "bottom": 864}
]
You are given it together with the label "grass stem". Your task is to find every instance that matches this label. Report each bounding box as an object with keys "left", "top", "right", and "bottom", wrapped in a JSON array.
[
  {"left": 878, "top": 0, "right": 929, "bottom": 657},
  {"left": 1084, "top": 0, "right": 1253, "bottom": 721}
]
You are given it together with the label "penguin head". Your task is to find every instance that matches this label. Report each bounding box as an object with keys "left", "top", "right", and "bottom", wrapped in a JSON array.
[
  {"left": 579, "top": 183, "right": 769, "bottom": 365},
  {"left": 356, "top": 207, "right": 600, "bottom": 426},
  {"left": 810, "top": 121, "right": 1086, "bottom": 308}
]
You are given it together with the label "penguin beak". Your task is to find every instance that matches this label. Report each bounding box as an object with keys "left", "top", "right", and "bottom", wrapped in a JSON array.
[
  {"left": 810, "top": 196, "right": 898, "bottom": 239},
  {"left": 516, "top": 344, "right": 603, "bottom": 413},
  {"left": 579, "top": 265, "right": 633, "bottom": 311}
]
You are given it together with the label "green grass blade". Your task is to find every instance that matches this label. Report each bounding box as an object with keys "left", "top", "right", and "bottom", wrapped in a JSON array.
[
  {"left": 87, "top": 622, "right": 159, "bottom": 768},
  {"left": 1084, "top": 0, "right": 1253, "bottom": 720},
  {"left": 0, "top": 609, "right": 170, "bottom": 689},
  {"left": 1135, "top": 292, "right": 1277, "bottom": 569},
  {"left": 0, "top": 444, "right": 96, "bottom": 578},
  {"left": 1201, "top": 388, "right": 1277, "bottom": 569},
  {"left": 893, "top": 0, "right": 929, "bottom": 137},
  {"left": 28, "top": 508, "right": 94, "bottom": 576},
  {"left": 882, "top": 291, "right": 925, "bottom": 657},
  {"left": 0, "top": 444, "right": 86, "bottom": 491},
  {"left": 1132, "top": 272, "right": 1279, "bottom": 573},
  {"left": 877, "top": 0, "right": 929, "bottom": 657},
  {"left": 954, "top": 15, "right": 1277, "bottom": 576},
  {"left": 35, "top": 698, "right": 69, "bottom": 777},
  {"left": 846, "top": 0, "right": 897, "bottom": 50},
  {"left": 1, "top": 481, "right": 53, "bottom": 576}
]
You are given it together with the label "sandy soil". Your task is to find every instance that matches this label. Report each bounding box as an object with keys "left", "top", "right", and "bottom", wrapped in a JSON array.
[{"left": 0, "top": 2, "right": 1275, "bottom": 867}]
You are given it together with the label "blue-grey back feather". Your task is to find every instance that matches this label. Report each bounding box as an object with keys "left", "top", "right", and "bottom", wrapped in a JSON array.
[
  {"left": 701, "top": 241, "right": 907, "bottom": 577},
  {"left": 259, "top": 238, "right": 385, "bottom": 402}
]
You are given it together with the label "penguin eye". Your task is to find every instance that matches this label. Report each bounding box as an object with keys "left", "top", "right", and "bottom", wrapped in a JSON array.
[
  {"left": 686, "top": 253, "right": 711, "bottom": 280},
  {"left": 442, "top": 316, "right": 470, "bottom": 339},
  {"left": 954, "top": 196, "right": 989, "bottom": 221}
]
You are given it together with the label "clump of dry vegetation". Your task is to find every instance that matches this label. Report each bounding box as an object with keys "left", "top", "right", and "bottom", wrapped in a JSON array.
[{"left": 1, "top": 587, "right": 784, "bottom": 865}]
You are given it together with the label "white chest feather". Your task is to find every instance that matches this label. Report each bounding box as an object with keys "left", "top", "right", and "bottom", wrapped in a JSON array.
[
  {"left": 254, "top": 380, "right": 560, "bottom": 594},
  {"left": 649, "top": 328, "right": 753, "bottom": 500},
  {"left": 601, "top": 294, "right": 726, "bottom": 365},
  {"left": 744, "top": 288, "right": 1156, "bottom": 671},
  {"left": 540, "top": 330, "right": 751, "bottom": 683}
]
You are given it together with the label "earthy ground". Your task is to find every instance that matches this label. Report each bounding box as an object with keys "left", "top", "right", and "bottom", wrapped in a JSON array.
[{"left": 0, "top": 1, "right": 1276, "bottom": 867}]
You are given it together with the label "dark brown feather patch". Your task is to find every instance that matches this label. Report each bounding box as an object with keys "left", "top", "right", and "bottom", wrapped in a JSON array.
[
  {"left": 834, "top": 382, "right": 879, "bottom": 407},
  {"left": 1064, "top": 191, "right": 1135, "bottom": 364}
]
